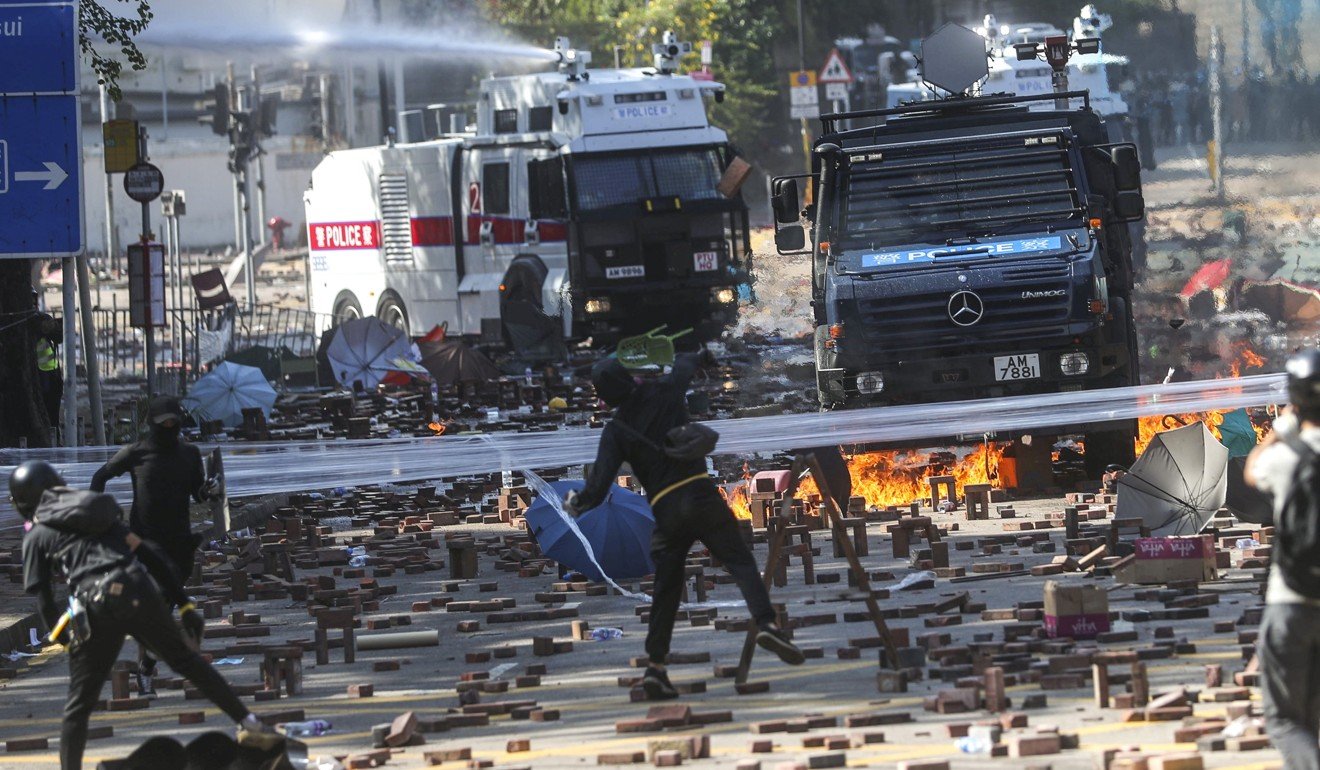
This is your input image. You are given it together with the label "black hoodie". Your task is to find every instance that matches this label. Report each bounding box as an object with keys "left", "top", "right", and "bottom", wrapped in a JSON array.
[
  {"left": 577, "top": 353, "right": 710, "bottom": 512},
  {"left": 23, "top": 487, "right": 189, "bottom": 629},
  {"left": 90, "top": 427, "right": 206, "bottom": 541}
]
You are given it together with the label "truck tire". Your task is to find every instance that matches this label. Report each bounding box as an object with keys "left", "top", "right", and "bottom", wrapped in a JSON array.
[
  {"left": 1084, "top": 426, "right": 1137, "bottom": 481},
  {"left": 377, "top": 292, "right": 409, "bottom": 334},
  {"left": 332, "top": 292, "right": 363, "bottom": 327}
]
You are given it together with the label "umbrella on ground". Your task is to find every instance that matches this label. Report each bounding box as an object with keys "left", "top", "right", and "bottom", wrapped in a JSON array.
[
  {"left": 1180, "top": 258, "right": 1233, "bottom": 298},
  {"left": 182, "top": 361, "right": 277, "bottom": 428},
  {"left": 1225, "top": 456, "right": 1274, "bottom": 525},
  {"left": 1240, "top": 280, "right": 1320, "bottom": 326},
  {"left": 524, "top": 480, "right": 654, "bottom": 582},
  {"left": 326, "top": 317, "right": 415, "bottom": 390},
  {"left": 419, "top": 338, "right": 501, "bottom": 387},
  {"left": 1116, "top": 422, "right": 1228, "bottom": 536}
]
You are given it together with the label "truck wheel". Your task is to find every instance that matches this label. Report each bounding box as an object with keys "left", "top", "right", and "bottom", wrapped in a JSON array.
[
  {"left": 332, "top": 292, "right": 363, "bottom": 327},
  {"left": 1084, "top": 427, "right": 1137, "bottom": 481},
  {"left": 377, "top": 293, "right": 409, "bottom": 334}
]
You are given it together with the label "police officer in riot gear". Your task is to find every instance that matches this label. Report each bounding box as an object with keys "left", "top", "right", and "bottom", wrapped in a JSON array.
[
  {"left": 10, "top": 461, "right": 280, "bottom": 770},
  {"left": 91, "top": 395, "right": 218, "bottom": 695}
]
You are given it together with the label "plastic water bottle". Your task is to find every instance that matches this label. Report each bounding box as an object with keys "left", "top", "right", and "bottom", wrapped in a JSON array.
[
  {"left": 348, "top": 555, "right": 368, "bottom": 568},
  {"left": 955, "top": 735, "right": 990, "bottom": 754},
  {"left": 590, "top": 627, "right": 624, "bottom": 641},
  {"left": 282, "top": 719, "right": 332, "bottom": 737}
]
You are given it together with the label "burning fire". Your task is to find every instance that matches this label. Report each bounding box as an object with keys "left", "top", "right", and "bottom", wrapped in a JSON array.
[
  {"left": 721, "top": 444, "right": 1006, "bottom": 518},
  {"left": 1134, "top": 343, "right": 1270, "bottom": 454}
]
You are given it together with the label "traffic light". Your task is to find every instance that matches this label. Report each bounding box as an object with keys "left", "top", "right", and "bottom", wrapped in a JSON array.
[
  {"left": 197, "top": 83, "right": 229, "bottom": 136},
  {"left": 228, "top": 112, "right": 253, "bottom": 171},
  {"left": 257, "top": 96, "right": 279, "bottom": 137}
]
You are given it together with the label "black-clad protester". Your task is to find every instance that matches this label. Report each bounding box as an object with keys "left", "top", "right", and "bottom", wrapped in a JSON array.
[
  {"left": 10, "top": 461, "right": 281, "bottom": 770},
  {"left": 568, "top": 351, "right": 804, "bottom": 701},
  {"left": 90, "top": 395, "right": 217, "bottom": 696}
]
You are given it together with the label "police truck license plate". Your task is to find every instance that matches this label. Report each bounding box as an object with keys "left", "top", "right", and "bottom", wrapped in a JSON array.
[{"left": 994, "top": 354, "right": 1040, "bottom": 381}]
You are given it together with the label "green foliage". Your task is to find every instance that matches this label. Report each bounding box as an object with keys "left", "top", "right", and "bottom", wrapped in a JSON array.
[{"left": 79, "top": 0, "right": 153, "bottom": 101}]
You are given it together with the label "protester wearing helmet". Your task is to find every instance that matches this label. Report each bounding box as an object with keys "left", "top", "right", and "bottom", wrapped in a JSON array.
[{"left": 9, "top": 461, "right": 281, "bottom": 770}]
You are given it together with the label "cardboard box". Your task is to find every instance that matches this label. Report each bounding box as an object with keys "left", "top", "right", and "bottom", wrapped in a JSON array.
[
  {"left": 1115, "top": 536, "right": 1217, "bottom": 585},
  {"left": 1043, "top": 581, "right": 1110, "bottom": 639}
]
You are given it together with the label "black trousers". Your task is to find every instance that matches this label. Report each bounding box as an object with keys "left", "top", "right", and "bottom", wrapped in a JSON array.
[
  {"left": 1260, "top": 602, "right": 1320, "bottom": 770},
  {"left": 137, "top": 534, "right": 197, "bottom": 676},
  {"left": 646, "top": 481, "right": 774, "bottom": 663},
  {"left": 63, "top": 566, "right": 248, "bottom": 770}
]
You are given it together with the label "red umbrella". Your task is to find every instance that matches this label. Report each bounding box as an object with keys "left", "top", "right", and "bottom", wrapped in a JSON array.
[{"left": 1180, "top": 258, "right": 1233, "bottom": 298}]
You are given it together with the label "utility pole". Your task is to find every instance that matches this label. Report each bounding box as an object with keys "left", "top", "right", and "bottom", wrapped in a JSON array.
[
  {"left": 76, "top": 253, "right": 105, "bottom": 445},
  {"left": 61, "top": 257, "right": 77, "bottom": 445},
  {"left": 394, "top": 59, "right": 407, "bottom": 142},
  {"left": 1241, "top": 0, "right": 1250, "bottom": 75},
  {"left": 228, "top": 63, "right": 242, "bottom": 254},
  {"left": 797, "top": 0, "right": 812, "bottom": 187},
  {"left": 251, "top": 66, "right": 267, "bottom": 240},
  {"left": 227, "top": 62, "right": 256, "bottom": 311},
  {"left": 320, "top": 73, "right": 334, "bottom": 152},
  {"left": 139, "top": 125, "right": 156, "bottom": 395},
  {"left": 99, "top": 84, "right": 119, "bottom": 277},
  {"left": 1210, "top": 25, "right": 1226, "bottom": 200},
  {"left": 373, "top": 0, "right": 391, "bottom": 140}
]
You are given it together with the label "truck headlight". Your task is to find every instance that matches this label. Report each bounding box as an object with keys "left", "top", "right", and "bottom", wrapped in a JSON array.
[
  {"left": 712, "top": 287, "right": 736, "bottom": 304},
  {"left": 855, "top": 371, "right": 885, "bottom": 395},
  {"left": 585, "top": 298, "right": 612, "bottom": 315},
  {"left": 1059, "top": 352, "right": 1090, "bottom": 376}
]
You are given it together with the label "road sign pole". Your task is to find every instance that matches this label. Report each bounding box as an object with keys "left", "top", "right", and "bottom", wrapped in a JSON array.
[
  {"left": 61, "top": 256, "right": 77, "bottom": 445},
  {"left": 138, "top": 126, "right": 155, "bottom": 396},
  {"left": 99, "top": 84, "right": 119, "bottom": 278},
  {"left": 75, "top": 253, "right": 106, "bottom": 445}
]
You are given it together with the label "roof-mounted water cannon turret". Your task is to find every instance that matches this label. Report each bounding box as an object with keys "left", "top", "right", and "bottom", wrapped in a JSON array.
[
  {"left": 555, "top": 36, "right": 592, "bottom": 81},
  {"left": 1074, "top": 4, "right": 1113, "bottom": 40},
  {"left": 652, "top": 31, "right": 692, "bottom": 75}
]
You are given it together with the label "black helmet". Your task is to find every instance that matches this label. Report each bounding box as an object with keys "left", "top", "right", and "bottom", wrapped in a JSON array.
[
  {"left": 592, "top": 357, "right": 636, "bottom": 408},
  {"left": 7, "top": 461, "right": 64, "bottom": 520},
  {"left": 1287, "top": 349, "right": 1320, "bottom": 415}
]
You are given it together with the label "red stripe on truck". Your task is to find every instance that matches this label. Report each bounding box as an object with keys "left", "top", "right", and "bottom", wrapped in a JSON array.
[{"left": 410, "top": 217, "right": 454, "bottom": 246}]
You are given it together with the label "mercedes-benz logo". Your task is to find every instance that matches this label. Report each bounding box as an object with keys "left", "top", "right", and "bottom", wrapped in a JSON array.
[{"left": 947, "top": 290, "right": 984, "bottom": 327}]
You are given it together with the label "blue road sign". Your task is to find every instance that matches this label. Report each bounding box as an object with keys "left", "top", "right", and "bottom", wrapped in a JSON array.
[
  {"left": 0, "top": 2, "right": 77, "bottom": 94},
  {"left": 0, "top": 0, "right": 82, "bottom": 257}
]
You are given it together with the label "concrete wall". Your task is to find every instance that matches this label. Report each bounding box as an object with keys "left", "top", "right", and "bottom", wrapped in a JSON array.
[{"left": 81, "top": 136, "right": 326, "bottom": 256}]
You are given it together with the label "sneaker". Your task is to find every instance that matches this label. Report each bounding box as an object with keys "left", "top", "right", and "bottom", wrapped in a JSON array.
[
  {"left": 135, "top": 672, "right": 158, "bottom": 699},
  {"left": 756, "top": 623, "right": 805, "bottom": 666},
  {"left": 641, "top": 666, "right": 679, "bottom": 701},
  {"left": 236, "top": 721, "right": 285, "bottom": 752}
]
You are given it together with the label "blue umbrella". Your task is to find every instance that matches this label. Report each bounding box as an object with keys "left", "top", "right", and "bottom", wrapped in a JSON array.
[
  {"left": 326, "top": 317, "right": 416, "bottom": 390},
  {"left": 182, "top": 361, "right": 277, "bottom": 427},
  {"left": 525, "top": 480, "right": 655, "bottom": 582}
]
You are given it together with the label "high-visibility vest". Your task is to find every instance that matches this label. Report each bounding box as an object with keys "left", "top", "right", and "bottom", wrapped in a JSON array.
[{"left": 36, "top": 338, "right": 58, "bottom": 372}]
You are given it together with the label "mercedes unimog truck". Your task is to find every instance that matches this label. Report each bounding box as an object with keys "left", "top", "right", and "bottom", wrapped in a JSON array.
[{"left": 772, "top": 23, "right": 1145, "bottom": 475}]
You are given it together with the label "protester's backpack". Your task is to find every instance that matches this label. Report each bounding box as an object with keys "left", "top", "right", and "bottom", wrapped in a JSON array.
[
  {"left": 1276, "top": 436, "right": 1320, "bottom": 598},
  {"left": 611, "top": 418, "right": 719, "bottom": 462}
]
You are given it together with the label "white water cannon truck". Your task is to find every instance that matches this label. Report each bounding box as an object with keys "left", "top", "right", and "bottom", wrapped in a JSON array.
[{"left": 304, "top": 35, "right": 751, "bottom": 353}]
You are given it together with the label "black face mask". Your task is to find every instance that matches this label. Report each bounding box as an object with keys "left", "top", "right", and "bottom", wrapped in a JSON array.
[{"left": 150, "top": 423, "right": 181, "bottom": 444}]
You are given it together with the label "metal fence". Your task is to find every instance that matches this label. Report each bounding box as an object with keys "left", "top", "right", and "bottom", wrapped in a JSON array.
[{"left": 87, "top": 303, "right": 333, "bottom": 388}]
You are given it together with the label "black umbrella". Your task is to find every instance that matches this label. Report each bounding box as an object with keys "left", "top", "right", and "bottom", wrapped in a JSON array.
[
  {"left": 1225, "top": 456, "right": 1274, "bottom": 525},
  {"left": 419, "top": 338, "right": 500, "bottom": 387}
]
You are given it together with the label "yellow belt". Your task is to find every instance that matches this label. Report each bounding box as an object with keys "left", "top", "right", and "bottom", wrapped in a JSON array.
[{"left": 648, "top": 473, "right": 709, "bottom": 508}]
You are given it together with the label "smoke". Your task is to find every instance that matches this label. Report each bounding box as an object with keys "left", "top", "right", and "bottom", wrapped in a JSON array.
[{"left": 137, "top": 0, "right": 557, "bottom": 64}]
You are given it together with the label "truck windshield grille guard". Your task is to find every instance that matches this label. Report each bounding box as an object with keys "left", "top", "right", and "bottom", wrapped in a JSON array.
[
  {"left": 837, "top": 130, "right": 1083, "bottom": 251},
  {"left": 852, "top": 264, "right": 1077, "bottom": 359}
]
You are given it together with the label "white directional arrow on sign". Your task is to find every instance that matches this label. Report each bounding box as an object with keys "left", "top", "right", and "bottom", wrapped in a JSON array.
[{"left": 15, "top": 161, "right": 68, "bottom": 190}]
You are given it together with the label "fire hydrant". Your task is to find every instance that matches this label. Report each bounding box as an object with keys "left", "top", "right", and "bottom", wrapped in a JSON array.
[{"left": 267, "top": 216, "right": 290, "bottom": 250}]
